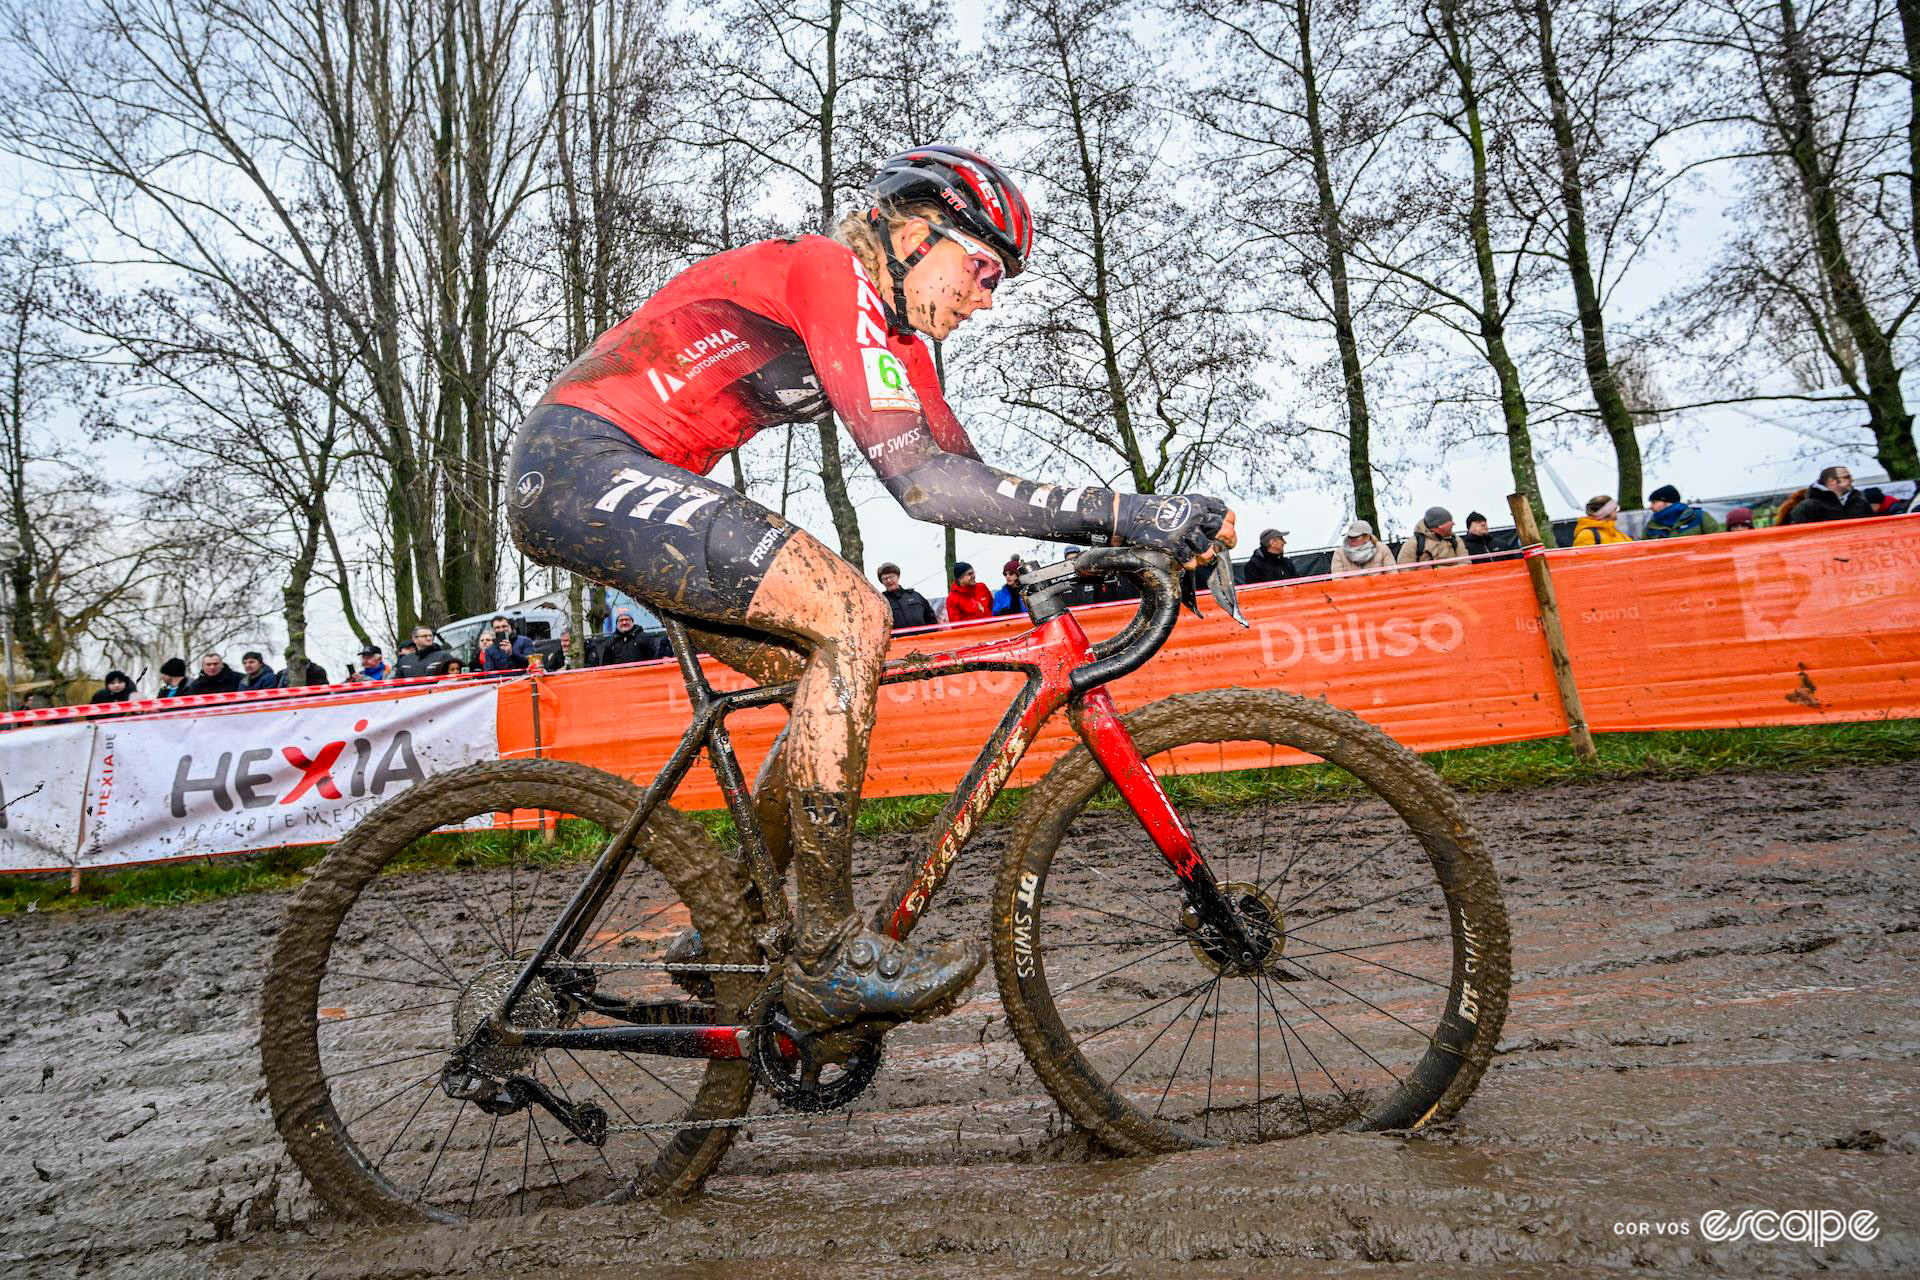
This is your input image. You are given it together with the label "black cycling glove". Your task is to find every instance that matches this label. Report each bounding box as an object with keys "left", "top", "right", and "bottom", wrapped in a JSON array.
[{"left": 1111, "top": 492, "right": 1228, "bottom": 561}]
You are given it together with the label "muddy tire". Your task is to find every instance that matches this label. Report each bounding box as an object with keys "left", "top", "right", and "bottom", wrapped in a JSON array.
[
  {"left": 993, "top": 688, "right": 1509, "bottom": 1155},
  {"left": 261, "top": 759, "right": 759, "bottom": 1223}
]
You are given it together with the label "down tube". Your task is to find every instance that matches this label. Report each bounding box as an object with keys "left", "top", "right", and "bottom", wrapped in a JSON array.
[
  {"left": 877, "top": 673, "right": 1048, "bottom": 941},
  {"left": 1069, "top": 688, "right": 1204, "bottom": 880}
]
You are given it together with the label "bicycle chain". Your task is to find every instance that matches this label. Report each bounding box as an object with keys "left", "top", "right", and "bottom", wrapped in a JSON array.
[{"left": 572, "top": 961, "right": 770, "bottom": 973}]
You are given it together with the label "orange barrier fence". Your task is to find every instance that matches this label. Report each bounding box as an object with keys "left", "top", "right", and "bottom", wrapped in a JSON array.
[{"left": 498, "top": 515, "right": 1920, "bottom": 810}]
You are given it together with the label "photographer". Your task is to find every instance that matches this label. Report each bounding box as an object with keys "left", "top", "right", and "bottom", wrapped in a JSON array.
[{"left": 477, "top": 614, "right": 534, "bottom": 673}]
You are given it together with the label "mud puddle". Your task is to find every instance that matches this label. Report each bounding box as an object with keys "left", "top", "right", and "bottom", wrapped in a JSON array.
[{"left": 1, "top": 763, "right": 1916, "bottom": 1276}]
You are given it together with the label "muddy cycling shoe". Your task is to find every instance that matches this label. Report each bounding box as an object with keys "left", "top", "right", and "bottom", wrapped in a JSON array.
[
  {"left": 782, "top": 922, "right": 985, "bottom": 1032},
  {"left": 662, "top": 927, "right": 714, "bottom": 1000}
]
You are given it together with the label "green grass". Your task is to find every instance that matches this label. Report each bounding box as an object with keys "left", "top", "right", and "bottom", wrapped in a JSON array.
[{"left": 7, "top": 719, "right": 1916, "bottom": 917}]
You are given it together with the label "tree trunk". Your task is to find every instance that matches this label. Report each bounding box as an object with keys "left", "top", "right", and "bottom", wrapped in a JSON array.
[
  {"left": 1531, "top": 0, "right": 1643, "bottom": 507},
  {"left": 1899, "top": 0, "right": 1920, "bottom": 278},
  {"left": 1777, "top": 0, "right": 1918, "bottom": 478},
  {"left": 1295, "top": 0, "right": 1379, "bottom": 530},
  {"left": 282, "top": 508, "right": 323, "bottom": 687},
  {"left": 809, "top": 0, "right": 864, "bottom": 565},
  {"left": 1439, "top": 0, "right": 1551, "bottom": 533}
]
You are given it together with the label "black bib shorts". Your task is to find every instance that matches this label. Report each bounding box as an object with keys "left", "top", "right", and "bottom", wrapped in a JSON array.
[{"left": 507, "top": 404, "right": 800, "bottom": 623}]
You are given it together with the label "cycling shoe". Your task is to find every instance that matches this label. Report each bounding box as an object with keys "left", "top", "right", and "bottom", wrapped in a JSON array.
[{"left": 782, "top": 920, "right": 984, "bottom": 1031}]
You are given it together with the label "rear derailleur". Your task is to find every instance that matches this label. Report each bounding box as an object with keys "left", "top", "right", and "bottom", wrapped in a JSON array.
[{"left": 439, "top": 1061, "right": 607, "bottom": 1147}]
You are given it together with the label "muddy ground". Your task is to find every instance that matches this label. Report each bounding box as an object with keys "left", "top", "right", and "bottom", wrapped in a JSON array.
[{"left": 2, "top": 762, "right": 1917, "bottom": 1277}]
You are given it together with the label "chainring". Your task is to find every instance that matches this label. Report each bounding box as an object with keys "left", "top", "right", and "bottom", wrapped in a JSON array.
[{"left": 746, "top": 980, "right": 884, "bottom": 1113}]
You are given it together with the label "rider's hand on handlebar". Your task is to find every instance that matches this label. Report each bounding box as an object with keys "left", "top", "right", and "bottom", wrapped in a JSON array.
[{"left": 1111, "top": 493, "right": 1236, "bottom": 569}]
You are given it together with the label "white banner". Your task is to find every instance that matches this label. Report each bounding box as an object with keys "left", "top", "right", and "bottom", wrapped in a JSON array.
[
  {"left": 70, "top": 684, "right": 499, "bottom": 871},
  {"left": 0, "top": 722, "right": 97, "bottom": 872}
]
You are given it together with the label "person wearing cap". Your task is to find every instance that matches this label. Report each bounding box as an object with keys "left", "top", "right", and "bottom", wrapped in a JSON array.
[
  {"left": 1570, "top": 495, "right": 1632, "bottom": 546},
  {"left": 1330, "top": 519, "right": 1388, "bottom": 575},
  {"left": 156, "top": 657, "right": 191, "bottom": 699},
  {"left": 1724, "top": 506, "right": 1756, "bottom": 531},
  {"left": 1243, "top": 529, "right": 1299, "bottom": 584},
  {"left": 875, "top": 562, "right": 937, "bottom": 629},
  {"left": 1643, "top": 483, "right": 1719, "bottom": 537},
  {"left": 349, "top": 644, "right": 388, "bottom": 682},
  {"left": 1395, "top": 505, "right": 1469, "bottom": 565},
  {"left": 1460, "top": 512, "right": 1503, "bottom": 559},
  {"left": 946, "top": 561, "right": 994, "bottom": 622},
  {"left": 89, "top": 670, "right": 136, "bottom": 704},
  {"left": 592, "top": 608, "right": 658, "bottom": 666},
  {"left": 992, "top": 556, "right": 1028, "bottom": 614}
]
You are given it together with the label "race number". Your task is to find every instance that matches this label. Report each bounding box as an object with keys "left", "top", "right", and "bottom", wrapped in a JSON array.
[
  {"left": 863, "top": 348, "right": 920, "bottom": 413},
  {"left": 594, "top": 467, "right": 724, "bottom": 527}
]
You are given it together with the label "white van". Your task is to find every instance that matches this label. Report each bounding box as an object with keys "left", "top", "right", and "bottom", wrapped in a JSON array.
[{"left": 436, "top": 587, "right": 668, "bottom": 668}]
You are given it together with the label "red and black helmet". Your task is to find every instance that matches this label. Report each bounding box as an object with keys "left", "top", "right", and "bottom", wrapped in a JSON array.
[{"left": 866, "top": 144, "right": 1034, "bottom": 277}]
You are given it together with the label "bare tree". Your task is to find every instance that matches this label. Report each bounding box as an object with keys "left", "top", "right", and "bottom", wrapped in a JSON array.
[
  {"left": 979, "top": 0, "right": 1278, "bottom": 500},
  {"left": 1672, "top": 0, "right": 1918, "bottom": 479},
  {"left": 1185, "top": 0, "right": 1409, "bottom": 529}
]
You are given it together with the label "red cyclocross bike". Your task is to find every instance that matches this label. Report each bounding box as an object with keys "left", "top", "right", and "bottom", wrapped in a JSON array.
[{"left": 262, "top": 548, "right": 1510, "bottom": 1223}]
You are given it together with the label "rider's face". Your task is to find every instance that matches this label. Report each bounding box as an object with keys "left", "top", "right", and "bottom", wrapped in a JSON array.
[{"left": 900, "top": 221, "right": 999, "bottom": 340}]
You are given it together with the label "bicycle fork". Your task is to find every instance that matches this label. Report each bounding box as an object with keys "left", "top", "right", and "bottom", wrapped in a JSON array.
[{"left": 1069, "top": 687, "right": 1265, "bottom": 969}]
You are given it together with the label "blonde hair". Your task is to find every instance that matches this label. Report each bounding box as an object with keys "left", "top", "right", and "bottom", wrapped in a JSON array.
[{"left": 830, "top": 200, "right": 952, "bottom": 285}]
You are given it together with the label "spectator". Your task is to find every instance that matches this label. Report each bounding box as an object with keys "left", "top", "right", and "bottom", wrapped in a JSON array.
[
  {"left": 1724, "top": 506, "right": 1755, "bottom": 532},
  {"left": 1643, "top": 483, "right": 1720, "bottom": 538},
  {"left": 1329, "top": 519, "right": 1387, "bottom": 575},
  {"left": 1243, "top": 529, "right": 1299, "bottom": 584},
  {"left": 876, "top": 562, "right": 937, "bottom": 629},
  {"left": 1460, "top": 512, "right": 1497, "bottom": 558},
  {"left": 435, "top": 655, "right": 467, "bottom": 679},
  {"left": 1786, "top": 466, "right": 1870, "bottom": 523},
  {"left": 1395, "top": 506, "right": 1468, "bottom": 565},
  {"left": 89, "top": 670, "right": 136, "bottom": 704},
  {"left": 156, "top": 657, "right": 191, "bottom": 699},
  {"left": 349, "top": 644, "right": 388, "bottom": 682},
  {"left": 946, "top": 561, "right": 994, "bottom": 622},
  {"left": 395, "top": 626, "right": 451, "bottom": 679},
  {"left": 277, "top": 660, "right": 330, "bottom": 688},
  {"left": 592, "top": 608, "right": 657, "bottom": 666},
  {"left": 1569, "top": 495, "right": 1632, "bottom": 546},
  {"left": 1860, "top": 486, "right": 1904, "bottom": 516},
  {"left": 478, "top": 614, "right": 534, "bottom": 672},
  {"left": 188, "top": 652, "right": 243, "bottom": 695},
  {"left": 992, "top": 556, "right": 1026, "bottom": 615},
  {"left": 239, "top": 650, "right": 278, "bottom": 691}
]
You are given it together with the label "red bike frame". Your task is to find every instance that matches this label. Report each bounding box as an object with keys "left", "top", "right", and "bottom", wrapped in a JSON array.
[{"left": 480, "top": 557, "right": 1250, "bottom": 1065}]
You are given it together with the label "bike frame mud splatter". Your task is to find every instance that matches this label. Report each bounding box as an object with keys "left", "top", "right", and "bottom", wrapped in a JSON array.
[{"left": 479, "top": 552, "right": 1256, "bottom": 1063}]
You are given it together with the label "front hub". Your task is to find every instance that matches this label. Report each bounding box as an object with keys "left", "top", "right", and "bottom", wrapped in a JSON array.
[{"left": 1183, "top": 881, "right": 1284, "bottom": 977}]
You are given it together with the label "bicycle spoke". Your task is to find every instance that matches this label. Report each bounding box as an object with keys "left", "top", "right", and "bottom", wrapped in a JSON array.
[
  {"left": 414, "top": 1100, "right": 467, "bottom": 1204},
  {"left": 1281, "top": 838, "right": 1397, "bottom": 912},
  {"left": 1052, "top": 936, "right": 1191, "bottom": 998},
  {"left": 327, "top": 970, "right": 460, "bottom": 994},
  {"left": 467, "top": 1111, "right": 501, "bottom": 1216},
  {"left": 1288, "top": 879, "right": 1432, "bottom": 934},
  {"left": 1256, "top": 973, "right": 1366, "bottom": 1115},
  {"left": 319, "top": 998, "right": 457, "bottom": 1027},
  {"left": 1264, "top": 963, "right": 1409, "bottom": 1086},
  {"left": 1153, "top": 976, "right": 1219, "bottom": 1117},
  {"left": 1110, "top": 978, "right": 1215, "bottom": 1088},
  {"left": 377, "top": 1076, "right": 440, "bottom": 1170},
  {"left": 342, "top": 1070, "right": 439, "bottom": 1128},
  {"left": 1279, "top": 954, "right": 1436, "bottom": 1043},
  {"left": 1078, "top": 975, "right": 1217, "bottom": 1046}
]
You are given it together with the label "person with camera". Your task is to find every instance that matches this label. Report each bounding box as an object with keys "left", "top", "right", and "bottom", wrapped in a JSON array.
[{"left": 477, "top": 614, "right": 535, "bottom": 673}]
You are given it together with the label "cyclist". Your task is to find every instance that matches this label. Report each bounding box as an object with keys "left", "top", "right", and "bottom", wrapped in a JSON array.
[{"left": 508, "top": 144, "right": 1234, "bottom": 1030}]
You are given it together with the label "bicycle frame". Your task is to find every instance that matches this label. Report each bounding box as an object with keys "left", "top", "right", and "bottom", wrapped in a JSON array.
[{"left": 481, "top": 585, "right": 1252, "bottom": 1064}]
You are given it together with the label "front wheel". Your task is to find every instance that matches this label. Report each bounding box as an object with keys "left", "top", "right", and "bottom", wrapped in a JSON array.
[{"left": 994, "top": 688, "right": 1509, "bottom": 1155}]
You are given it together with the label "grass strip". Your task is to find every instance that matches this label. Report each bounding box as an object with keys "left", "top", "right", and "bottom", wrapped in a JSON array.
[{"left": 7, "top": 719, "right": 1915, "bottom": 916}]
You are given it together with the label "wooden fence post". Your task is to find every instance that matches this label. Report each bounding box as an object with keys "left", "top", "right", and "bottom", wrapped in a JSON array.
[
  {"left": 528, "top": 660, "right": 558, "bottom": 841},
  {"left": 1507, "top": 493, "right": 1599, "bottom": 763}
]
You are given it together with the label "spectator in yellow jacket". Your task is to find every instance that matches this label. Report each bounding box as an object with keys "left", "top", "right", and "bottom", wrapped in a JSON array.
[{"left": 1570, "top": 495, "right": 1632, "bottom": 547}]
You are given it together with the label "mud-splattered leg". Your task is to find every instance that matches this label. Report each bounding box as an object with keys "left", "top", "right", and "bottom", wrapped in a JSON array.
[{"left": 735, "top": 532, "right": 891, "bottom": 958}]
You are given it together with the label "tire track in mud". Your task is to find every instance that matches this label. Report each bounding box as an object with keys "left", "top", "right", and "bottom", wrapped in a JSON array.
[{"left": 1, "top": 763, "right": 1917, "bottom": 1276}]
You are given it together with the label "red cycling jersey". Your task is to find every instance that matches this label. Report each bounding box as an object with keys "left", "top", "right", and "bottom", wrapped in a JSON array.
[{"left": 537, "top": 235, "right": 1113, "bottom": 544}]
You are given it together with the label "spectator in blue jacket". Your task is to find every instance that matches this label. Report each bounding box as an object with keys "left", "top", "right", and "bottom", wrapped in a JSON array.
[
  {"left": 478, "top": 614, "right": 534, "bottom": 672},
  {"left": 1642, "top": 484, "right": 1720, "bottom": 538},
  {"left": 239, "top": 650, "right": 278, "bottom": 691},
  {"left": 992, "top": 556, "right": 1026, "bottom": 615},
  {"left": 350, "top": 644, "right": 388, "bottom": 682}
]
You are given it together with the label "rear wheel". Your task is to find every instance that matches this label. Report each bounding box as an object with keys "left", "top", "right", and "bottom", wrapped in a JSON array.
[
  {"left": 261, "top": 760, "right": 761, "bottom": 1223},
  {"left": 994, "top": 689, "right": 1508, "bottom": 1154}
]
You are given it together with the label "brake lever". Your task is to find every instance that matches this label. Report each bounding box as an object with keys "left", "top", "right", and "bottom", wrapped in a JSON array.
[{"left": 1208, "top": 541, "right": 1249, "bottom": 628}]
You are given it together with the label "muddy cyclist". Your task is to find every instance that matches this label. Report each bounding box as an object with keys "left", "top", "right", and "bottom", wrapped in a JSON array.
[{"left": 508, "top": 144, "right": 1236, "bottom": 1031}]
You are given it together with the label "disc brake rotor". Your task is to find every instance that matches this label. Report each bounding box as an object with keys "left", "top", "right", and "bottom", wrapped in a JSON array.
[{"left": 1183, "top": 881, "right": 1285, "bottom": 977}]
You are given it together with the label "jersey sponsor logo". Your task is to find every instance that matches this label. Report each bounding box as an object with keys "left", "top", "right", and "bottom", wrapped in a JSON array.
[
  {"left": 677, "top": 328, "right": 742, "bottom": 364},
  {"left": 863, "top": 348, "right": 919, "bottom": 413},
  {"left": 512, "top": 470, "right": 545, "bottom": 508},
  {"left": 1151, "top": 496, "right": 1193, "bottom": 533},
  {"left": 593, "top": 467, "right": 724, "bottom": 528},
  {"left": 867, "top": 425, "right": 925, "bottom": 461},
  {"left": 646, "top": 328, "right": 751, "bottom": 403},
  {"left": 747, "top": 526, "right": 784, "bottom": 568}
]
